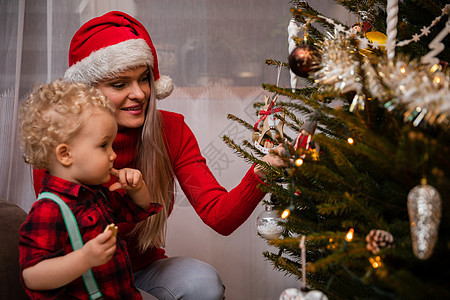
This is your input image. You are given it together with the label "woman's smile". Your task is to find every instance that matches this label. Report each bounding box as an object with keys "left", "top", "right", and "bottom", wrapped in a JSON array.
[{"left": 122, "top": 104, "right": 144, "bottom": 115}]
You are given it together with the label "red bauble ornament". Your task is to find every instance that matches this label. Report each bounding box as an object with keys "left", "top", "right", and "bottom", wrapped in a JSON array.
[{"left": 288, "top": 44, "right": 321, "bottom": 78}]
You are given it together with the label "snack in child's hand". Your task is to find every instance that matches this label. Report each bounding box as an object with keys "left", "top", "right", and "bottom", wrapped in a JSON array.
[{"left": 104, "top": 223, "right": 118, "bottom": 237}]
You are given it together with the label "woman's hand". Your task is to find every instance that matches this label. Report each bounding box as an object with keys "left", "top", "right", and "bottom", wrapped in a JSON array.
[{"left": 254, "top": 145, "right": 287, "bottom": 180}]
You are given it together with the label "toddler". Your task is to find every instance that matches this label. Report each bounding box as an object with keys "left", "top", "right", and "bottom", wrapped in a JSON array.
[{"left": 18, "top": 80, "right": 160, "bottom": 299}]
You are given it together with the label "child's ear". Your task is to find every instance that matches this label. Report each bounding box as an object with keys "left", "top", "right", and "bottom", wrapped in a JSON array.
[{"left": 55, "top": 143, "right": 72, "bottom": 166}]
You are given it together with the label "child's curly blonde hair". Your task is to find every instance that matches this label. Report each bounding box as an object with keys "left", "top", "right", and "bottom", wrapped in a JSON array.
[{"left": 19, "top": 79, "right": 115, "bottom": 169}]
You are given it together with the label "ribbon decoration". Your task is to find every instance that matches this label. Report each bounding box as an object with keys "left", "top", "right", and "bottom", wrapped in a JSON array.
[{"left": 254, "top": 97, "right": 283, "bottom": 132}]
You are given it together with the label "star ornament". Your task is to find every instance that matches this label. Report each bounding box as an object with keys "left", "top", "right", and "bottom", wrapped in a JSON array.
[
  {"left": 421, "top": 26, "right": 431, "bottom": 36},
  {"left": 431, "top": 16, "right": 442, "bottom": 27},
  {"left": 443, "top": 4, "right": 450, "bottom": 15},
  {"left": 335, "top": 24, "right": 346, "bottom": 33},
  {"left": 372, "top": 40, "right": 380, "bottom": 49},
  {"left": 358, "top": 37, "right": 369, "bottom": 49}
]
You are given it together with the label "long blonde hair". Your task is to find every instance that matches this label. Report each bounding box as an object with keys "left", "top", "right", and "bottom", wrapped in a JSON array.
[{"left": 131, "top": 71, "right": 174, "bottom": 251}]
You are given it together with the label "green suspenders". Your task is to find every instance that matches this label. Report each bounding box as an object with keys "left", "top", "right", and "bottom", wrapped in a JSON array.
[{"left": 37, "top": 192, "right": 103, "bottom": 300}]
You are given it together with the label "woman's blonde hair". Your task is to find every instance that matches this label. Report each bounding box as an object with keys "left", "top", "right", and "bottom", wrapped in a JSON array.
[
  {"left": 19, "top": 79, "right": 114, "bottom": 169},
  {"left": 131, "top": 71, "right": 175, "bottom": 251}
]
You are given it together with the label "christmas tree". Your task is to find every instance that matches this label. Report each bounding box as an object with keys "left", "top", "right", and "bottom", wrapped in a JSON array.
[{"left": 223, "top": 0, "right": 449, "bottom": 299}]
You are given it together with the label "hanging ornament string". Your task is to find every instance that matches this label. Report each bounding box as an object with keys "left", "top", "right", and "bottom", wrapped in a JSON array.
[
  {"left": 386, "top": 0, "right": 399, "bottom": 60},
  {"left": 397, "top": 5, "right": 450, "bottom": 47},
  {"left": 300, "top": 235, "right": 307, "bottom": 291},
  {"left": 276, "top": 65, "right": 282, "bottom": 88}
]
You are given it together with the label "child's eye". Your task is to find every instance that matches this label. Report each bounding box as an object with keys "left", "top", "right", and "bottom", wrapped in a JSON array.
[{"left": 100, "top": 143, "right": 107, "bottom": 148}]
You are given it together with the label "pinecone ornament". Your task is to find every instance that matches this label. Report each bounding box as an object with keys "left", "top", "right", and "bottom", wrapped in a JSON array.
[{"left": 365, "top": 229, "right": 394, "bottom": 254}]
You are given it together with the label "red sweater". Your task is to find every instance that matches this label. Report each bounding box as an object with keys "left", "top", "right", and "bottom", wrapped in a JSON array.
[{"left": 33, "top": 110, "right": 266, "bottom": 272}]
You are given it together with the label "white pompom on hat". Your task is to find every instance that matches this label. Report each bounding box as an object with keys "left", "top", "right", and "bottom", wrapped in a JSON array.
[{"left": 64, "top": 11, "right": 173, "bottom": 100}]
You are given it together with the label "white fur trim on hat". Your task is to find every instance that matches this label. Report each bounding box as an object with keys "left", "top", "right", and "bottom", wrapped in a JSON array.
[
  {"left": 64, "top": 39, "right": 154, "bottom": 85},
  {"left": 155, "top": 75, "right": 174, "bottom": 100}
]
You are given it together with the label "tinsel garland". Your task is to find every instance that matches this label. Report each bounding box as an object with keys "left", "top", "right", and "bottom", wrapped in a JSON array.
[{"left": 313, "top": 34, "right": 449, "bottom": 126}]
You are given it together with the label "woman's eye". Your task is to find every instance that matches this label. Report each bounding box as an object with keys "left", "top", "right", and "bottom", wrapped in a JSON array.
[
  {"left": 111, "top": 82, "right": 125, "bottom": 89},
  {"left": 139, "top": 74, "right": 150, "bottom": 82}
]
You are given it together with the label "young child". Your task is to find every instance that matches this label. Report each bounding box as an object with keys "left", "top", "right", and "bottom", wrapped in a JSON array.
[{"left": 18, "top": 80, "right": 161, "bottom": 299}]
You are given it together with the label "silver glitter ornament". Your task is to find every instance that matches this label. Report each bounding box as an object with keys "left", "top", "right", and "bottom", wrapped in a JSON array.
[{"left": 407, "top": 179, "right": 442, "bottom": 260}]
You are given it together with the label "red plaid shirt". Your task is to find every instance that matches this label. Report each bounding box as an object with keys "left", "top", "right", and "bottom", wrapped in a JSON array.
[{"left": 19, "top": 173, "right": 162, "bottom": 300}]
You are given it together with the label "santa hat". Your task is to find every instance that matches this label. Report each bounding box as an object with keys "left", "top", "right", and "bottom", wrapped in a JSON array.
[{"left": 64, "top": 11, "right": 173, "bottom": 100}]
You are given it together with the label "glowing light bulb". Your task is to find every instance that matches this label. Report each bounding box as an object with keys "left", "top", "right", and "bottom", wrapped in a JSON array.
[
  {"left": 327, "top": 238, "right": 336, "bottom": 249},
  {"left": 347, "top": 137, "right": 354, "bottom": 144},
  {"left": 369, "top": 256, "right": 382, "bottom": 269},
  {"left": 433, "top": 76, "right": 442, "bottom": 84},
  {"left": 295, "top": 158, "right": 304, "bottom": 166},
  {"left": 345, "top": 228, "right": 354, "bottom": 242},
  {"left": 281, "top": 209, "right": 290, "bottom": 219},
  {"left": 400, "top": 66, "right": 406, "bottom": 74},
  {"left": 312, "top": 151, "right": 319, "bottom": 161}
]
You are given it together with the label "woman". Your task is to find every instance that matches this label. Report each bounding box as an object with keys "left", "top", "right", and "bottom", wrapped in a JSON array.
[{"left": 33, "top": 11, "right": 285, "bottom": 300}]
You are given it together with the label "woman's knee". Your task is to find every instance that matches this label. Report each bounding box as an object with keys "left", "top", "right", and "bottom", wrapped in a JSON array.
[
  {"left": 135, "top": 257, "right": 225, "bottom": 300},
  {"left": 168, "top": 257, "right": 224, "bottom": 300}
]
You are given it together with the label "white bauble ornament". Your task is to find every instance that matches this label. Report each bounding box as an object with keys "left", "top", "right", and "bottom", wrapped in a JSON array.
[
  {"left": 407, "top": 180, "right": 442, "bottom": 260},
  {"left": 304, "top": 290, "right": 329, "bottom": 300},
  {"left": 279, "top": 288, "right": 303, "bottom": 300},
  {"left": 256, "top": 205, "right": 284, "bottom": 239}
]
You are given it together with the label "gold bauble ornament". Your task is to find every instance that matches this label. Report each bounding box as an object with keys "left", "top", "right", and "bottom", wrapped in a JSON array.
[{"left": 364, "top": 31, "right": 387, "bottom": 51}]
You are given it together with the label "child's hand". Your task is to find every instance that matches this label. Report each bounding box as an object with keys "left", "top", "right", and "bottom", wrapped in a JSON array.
[
  {"left": 109, "top": 168, "right": 144, "bottom": 192},
  {"left": 109, "top": 168, "right": 151, "bottom": 209},
  {"left": 81, "top": 229, "right": 116, "bottom": 268}
]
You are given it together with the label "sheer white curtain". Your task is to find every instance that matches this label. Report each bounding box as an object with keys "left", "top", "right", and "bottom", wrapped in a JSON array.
[
  {"left": 0, "top": 1, "right": 355, "bottom": 298},
  {"left": 0, "top": 0, "right": 83, "bottom": 211}
]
